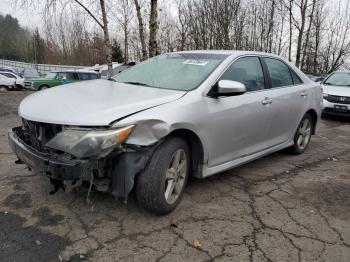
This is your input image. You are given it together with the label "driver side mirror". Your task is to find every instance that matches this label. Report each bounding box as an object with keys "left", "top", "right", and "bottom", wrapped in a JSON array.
[{"left": 209, "top": 80, "right": 247, "bottom": 98}]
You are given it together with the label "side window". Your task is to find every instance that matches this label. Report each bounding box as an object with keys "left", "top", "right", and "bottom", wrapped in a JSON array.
[
  {"left": 290, "top": 69, "right": 303, "bottom": 85},
  {"left": 264, "top": 58, "right": 293, "bottom": 88},
  {"left": 2, "top": 73, "right": 15, "bottom": 78},
  {"left": 89, "top": 74, "right": 98, "bottom": 80},
  {"left": 220, "top": 57, "right": 265, "bottom": 92},
  {"left": 79, "top": 73, "right": 90, "bottom": 80},
  {"left": 67, "top": 73, "right": 77, "bottom": 80},
  {"left": 58, "top": 73, "right": 67, "bottom": 80}
]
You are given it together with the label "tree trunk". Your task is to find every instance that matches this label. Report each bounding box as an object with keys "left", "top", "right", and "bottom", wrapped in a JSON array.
[
  {"left": 301, "top": 0, "right": 316, "bottom": 71},
  {"left": 133, "top": 0, "right": 147, "bottom": 61},
  {"left": 149, "top": 0, "right": 158, "bottom": 58},
  {"left": 124, "top": 23, "right": 128, "bottom": 63},
  {"left": 267, "top": 0, "right": 275, "bottom": 53},
  {"left": 288, "top": 0, "right": 293, "bottom": 62},
  {"left": 100, "top": 0, "right": 113, "bottom": 79},
  {"left": 295, "top": 0, "right": 308, "bottom": 68}
]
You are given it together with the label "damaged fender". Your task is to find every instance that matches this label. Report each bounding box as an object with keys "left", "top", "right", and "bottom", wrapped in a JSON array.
[
  {"left": 118, "top": 119, "right": 171, "bottom": 146},
  {"left": 111, "top": 144, "right": 158, "bottom": 200}
]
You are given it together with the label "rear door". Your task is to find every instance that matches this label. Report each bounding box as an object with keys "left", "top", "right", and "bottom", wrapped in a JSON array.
[
  {"left": 205, "top": 56, "right": 275, "bottom": 167},
  {"left": 261, "top": 57, "right": 308, "bottom": 146}
]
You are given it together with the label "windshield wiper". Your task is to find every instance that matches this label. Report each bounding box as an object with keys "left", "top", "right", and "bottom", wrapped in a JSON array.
[{"left": 123, "top": 81, "right": 154, "bottom": 87}]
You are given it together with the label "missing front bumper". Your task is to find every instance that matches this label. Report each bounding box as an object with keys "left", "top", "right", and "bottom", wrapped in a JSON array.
[
  {"left": 8, "top": 127, "right": 157, "bottom": 200},
  {"left": 8, "top": 128, "right": 94, "bottom": 181}
]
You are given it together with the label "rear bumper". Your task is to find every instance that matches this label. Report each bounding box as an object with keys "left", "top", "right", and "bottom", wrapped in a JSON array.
[{"left": 8, "top": 128, "right": 93, "bottom": 181}]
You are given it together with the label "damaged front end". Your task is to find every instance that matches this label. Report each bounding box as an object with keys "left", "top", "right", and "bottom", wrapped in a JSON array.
[{"left": 8, "top": 119, "right": 157, "bottom": 201}]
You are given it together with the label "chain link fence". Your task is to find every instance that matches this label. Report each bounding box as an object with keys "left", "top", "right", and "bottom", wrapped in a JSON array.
[{"left": 0, "top": 59, "right": 86, "bottom": 74}]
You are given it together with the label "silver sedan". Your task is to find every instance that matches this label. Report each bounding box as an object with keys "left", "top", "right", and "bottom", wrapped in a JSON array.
[{"left": 9, "top": 51, "right": 322, "bottom": 214}]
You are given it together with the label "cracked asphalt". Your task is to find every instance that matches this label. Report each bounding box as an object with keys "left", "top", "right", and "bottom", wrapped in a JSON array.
[{"left": 1, "top": 91, "right": 350, "bottom": 262}]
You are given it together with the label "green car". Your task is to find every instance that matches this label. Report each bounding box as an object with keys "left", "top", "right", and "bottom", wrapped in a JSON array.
[{"left": 29, "top": 70, "right": 100, "bottom": 91}]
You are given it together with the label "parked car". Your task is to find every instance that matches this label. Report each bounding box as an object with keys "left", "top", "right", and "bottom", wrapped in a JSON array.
[
  {"left": 22, "top": 68, "right": 40, "bottom": 80},
  {"left": 0, "top": 71, "right": 25, "bottom": 89},
  {"left": 8, "top": 51, "right": 322, "bottom": 214},
  {"left": 0, "top": 66, "right": 19, "bottom": 75},
  {"left": 322, "top": 71, "right": 350, "bottom": 117},
  {"left": 0, "top": 74, "right": 16, "bottom": 91},
  {"left": 100, "top": 62, "right": 135, "bottom": 79},
  {"left": 27, "top": 70, "right": 100, "bottom": 90},
  {"left": 306, "top": 73, "right": 327, "bottom": 83}
]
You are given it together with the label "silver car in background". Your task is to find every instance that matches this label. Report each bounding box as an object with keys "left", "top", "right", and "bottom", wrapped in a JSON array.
[
  {"left": 8, "top": 51, "right": 322, "bottom": 214},
  {"left": 322, "top": 71, "right": 350, "bottom": 117}
]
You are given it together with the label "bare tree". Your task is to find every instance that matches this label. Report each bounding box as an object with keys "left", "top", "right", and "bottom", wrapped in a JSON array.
[
  {"left": 149, "top": 0, "right": 159, "bottom": 57},
  {"left": 17, "top": 0, "right": 113, "bottom": 78},
  {"left": 114, "top": 0, "right": 133, "bottom": 63},
  {"left": 133, "top": 0, "right": 147, "bottom": 60}
]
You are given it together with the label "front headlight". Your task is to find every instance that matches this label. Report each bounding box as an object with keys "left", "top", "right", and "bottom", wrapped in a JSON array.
[
  {"left": 323, "top": 93, "right": 329, "bottom": 98},
  {"left": 45, "top": 125, "right": 135, "bottom": 158}
]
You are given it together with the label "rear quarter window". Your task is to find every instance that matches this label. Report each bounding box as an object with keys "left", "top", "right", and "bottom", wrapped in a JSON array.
[{"left": 290, "top": 70, "right": 303, "bottom": 85}]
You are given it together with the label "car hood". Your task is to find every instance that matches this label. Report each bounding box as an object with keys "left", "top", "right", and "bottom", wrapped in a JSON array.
[
  {"left": 19, "top": 79, "right": 186, "bottom": 126},
  {"left": 322, "top": 85, "right": 350, "bottom": 96}
]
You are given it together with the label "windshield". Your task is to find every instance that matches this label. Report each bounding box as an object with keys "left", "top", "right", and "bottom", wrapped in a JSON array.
[
  {"left": 113, "top": 53, "right": 228, "bottom": 91},
  {"left": 45, "top": 72, "right": 57, "bottom": 79},
  {"left": 323, "top": 72, "right": 350, "bottom": 86}
]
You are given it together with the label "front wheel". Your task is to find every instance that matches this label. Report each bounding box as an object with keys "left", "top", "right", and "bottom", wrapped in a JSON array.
[
  {"left": 38, "top": 85, "right": 49, "bottom": 91},
  {"left": 288, "top": 114, "right": 314, "bottom": 154},
  {"left": 0, "top": 86, "right": 8, "bottom": 92},
  {"left": 136, "top": 137, "right": 190, "bottom": 215}
]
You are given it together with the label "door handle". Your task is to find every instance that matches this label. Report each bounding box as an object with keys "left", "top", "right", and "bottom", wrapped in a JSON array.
[
  {"left": 301, "top": 91, "right": 308, "bottom": 97},
  {"left": 262, "top": 98, "right": 272, "bottom": 105}
]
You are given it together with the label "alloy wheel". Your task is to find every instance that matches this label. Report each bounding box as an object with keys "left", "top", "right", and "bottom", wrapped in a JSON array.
[
  {"left": 297, "top": 118, "right": 312, "bottom": 150},
  {"left": 164, "top": 149, "right": 187, "bottom": 205}
]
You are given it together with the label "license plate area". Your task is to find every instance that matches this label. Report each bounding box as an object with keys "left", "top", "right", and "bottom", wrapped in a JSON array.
[{"left": 334, "top": 104, "right": 348, "bottom": 112}]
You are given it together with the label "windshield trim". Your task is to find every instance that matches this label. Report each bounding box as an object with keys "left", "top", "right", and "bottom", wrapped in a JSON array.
[{"left": 112, "top": 53, "right": 229, "bottom": 92}]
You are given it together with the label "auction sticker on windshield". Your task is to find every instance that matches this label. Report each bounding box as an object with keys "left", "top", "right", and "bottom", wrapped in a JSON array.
[{"left": 183, "top": 60, "right": 209, "bottom": 66}]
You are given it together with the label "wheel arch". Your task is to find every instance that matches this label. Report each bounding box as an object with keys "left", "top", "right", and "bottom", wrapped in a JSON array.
[
  {"left": 38, "top": 84, "right": 50, "bottom": 90},
  {"left": 305, "top": 109, "right": 318, "bottom": 135},
  {"left": 167, "top": 129, "right": 204, "bottom": 178}
]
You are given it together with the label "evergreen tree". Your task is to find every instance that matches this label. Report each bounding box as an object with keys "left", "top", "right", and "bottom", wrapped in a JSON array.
[
  {"left": 111, "top": 39, "right": 124, "bottom": 63},
  {"left": 32, "top": 28, "right": 45, "bottom": 64}
]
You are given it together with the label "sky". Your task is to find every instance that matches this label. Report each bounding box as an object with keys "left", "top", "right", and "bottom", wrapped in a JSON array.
[{"left": 0, "top": 0, "right": 43, "bottom": 29}]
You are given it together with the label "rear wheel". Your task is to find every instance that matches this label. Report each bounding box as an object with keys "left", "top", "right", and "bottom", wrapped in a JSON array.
[
  {"left": 136, "top": 137, "right": 190, "bottom": 215},
  {"left": 288, "top": 114, "right": 314, "bottom": 154},
  {"left": 38, "top": 85, "right": 49, "bottom": 91}
]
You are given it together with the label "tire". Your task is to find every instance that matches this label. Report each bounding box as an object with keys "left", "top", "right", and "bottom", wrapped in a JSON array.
[
  {"left": 38, "top": 85, "right": 49, "bottom": 91},
  {"left": 16, "top": 84, "right": 24, "bottom": 91},
  {"left": 136, "top": 137, "right": 190, "bottom": 215},
  {"left": 0, "top": 85, "right": 8, "bottom": 92},
  {"left": 288, "top": 114, "right": 314, "bottom": 155}
]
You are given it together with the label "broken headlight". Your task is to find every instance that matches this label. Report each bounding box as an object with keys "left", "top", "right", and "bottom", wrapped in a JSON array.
[{"left": 45, "top": 125, "right": 135, "bottom": 158}]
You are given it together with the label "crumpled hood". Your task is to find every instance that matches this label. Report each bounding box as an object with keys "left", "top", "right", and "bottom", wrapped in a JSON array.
[
  {"left": 322, "top": 85, "right": 350, "bottom": 97},
  {"left": 19, "top": 79, "right": 186, "bottom": 126}
]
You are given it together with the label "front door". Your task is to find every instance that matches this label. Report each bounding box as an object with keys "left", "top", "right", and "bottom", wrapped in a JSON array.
[{"left": 205, "top": 56, "right": 275, "bottom": 167}]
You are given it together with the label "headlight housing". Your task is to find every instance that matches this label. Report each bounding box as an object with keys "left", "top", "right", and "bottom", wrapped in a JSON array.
[
  {"left": 45, "top": 125, "right": 135, "bottom": 158},
  {"left": 323, "top": 93, "right": 329, "bottom": 98}
]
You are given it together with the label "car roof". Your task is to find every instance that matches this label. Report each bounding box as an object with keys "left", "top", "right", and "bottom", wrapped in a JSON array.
[
  {"left": 0, "top": 71, "right": 18, "bottom": 75},
  {"left": 174, "top": 50, "right": 283, "bottom": 58},
  {"left": 51, "top": 70, "right": 98, "bottom": 74}
]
